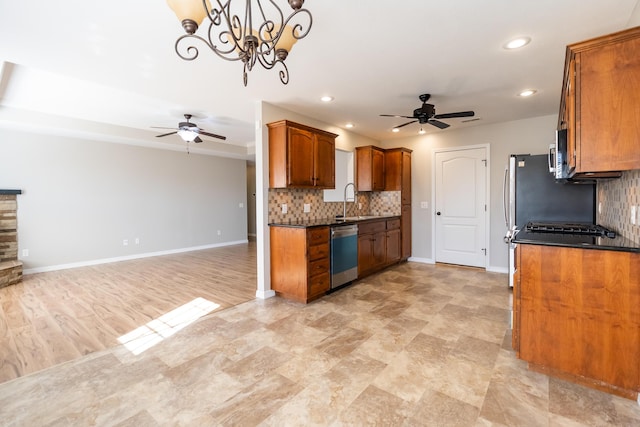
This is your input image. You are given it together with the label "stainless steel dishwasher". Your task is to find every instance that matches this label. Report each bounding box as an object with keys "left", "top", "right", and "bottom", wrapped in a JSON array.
[{"left": 330, "top": 224, "right": 358, "bottom": 289}]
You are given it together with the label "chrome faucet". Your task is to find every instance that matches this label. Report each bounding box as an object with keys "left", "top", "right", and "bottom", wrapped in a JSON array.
[{"left": 343, "top": 182, "right": 357, "bottom": 219}]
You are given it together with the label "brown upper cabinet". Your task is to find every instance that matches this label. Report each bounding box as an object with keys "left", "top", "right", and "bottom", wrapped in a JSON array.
[
  {"left": 268, "top": 120, "right": 338, "bottom": 189},
  {"left": 384, "top": 148, "right": 412, "bottom": 204},
  {"left": 559, "top": 26, "right": 640, "bottom": 176},
  {"left": 355, "top": 146, "right": 385, "bottom": 191}
]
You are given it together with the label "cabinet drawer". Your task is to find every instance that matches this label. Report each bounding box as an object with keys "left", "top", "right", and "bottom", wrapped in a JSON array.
[
  {"left": 386, "top": 219, "right": 400, "bottom": 230},
  {"left": 309, "top": 272, "right": 330, "bottom": 296},
  {"left": 309, "top": 243, "right": 329, "bottom": 261},
  {"left": 358, "top": 220, "right": 386, "bottom": 234},
  {"left": 308, "top": 227, "right": 329, "bottom": 245},
  {"left": 309, "top": 257, "right": 329, "bottom": 277}
]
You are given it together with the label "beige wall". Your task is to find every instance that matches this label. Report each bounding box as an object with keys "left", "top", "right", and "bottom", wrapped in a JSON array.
[
  {"left": 379, "top": 114, "right": 558, "bottom": 271},
  {"left": 0, "top": 128, "right": 248, "bottom": 271}
]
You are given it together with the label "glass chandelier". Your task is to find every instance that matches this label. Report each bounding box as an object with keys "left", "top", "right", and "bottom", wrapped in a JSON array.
[{"left": 166, "top": 0, "right": 312, "bottom": 86}]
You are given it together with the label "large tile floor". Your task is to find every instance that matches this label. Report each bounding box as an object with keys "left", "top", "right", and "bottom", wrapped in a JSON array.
[{"left": 1, "top": 261, "right": 639, "bottom": 426}]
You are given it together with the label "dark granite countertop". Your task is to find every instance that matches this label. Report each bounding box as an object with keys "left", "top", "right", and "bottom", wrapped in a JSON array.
[
  {"left": 269, "top": 214, "right": 400, "bottom": 228},
  {"left": 0, "top": 189, "right": 22, "bottom": 195},
  {"left": 513, "top": 229, "right": 640, "bottom": 253}
]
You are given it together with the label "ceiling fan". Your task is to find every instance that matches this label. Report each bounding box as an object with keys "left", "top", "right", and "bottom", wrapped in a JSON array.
[
  {"left": 380, "top": 94, "right": 475, "bottom": 130},
  {"left": 152, "top": 114, "right": 226, "bottom": 143}
]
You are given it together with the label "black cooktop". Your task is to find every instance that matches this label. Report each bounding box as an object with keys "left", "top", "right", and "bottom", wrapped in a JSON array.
[
  {"left": 525, "top": 222, "right": 616, "bottom": 239},
  {"left": 525, "top": 222, "right": 616, "bottom": 238}
]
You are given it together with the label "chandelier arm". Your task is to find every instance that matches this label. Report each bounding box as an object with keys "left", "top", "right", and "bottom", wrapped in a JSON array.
[
  {"left": 281, "top": 8, "right": 312, "bottom": 41},
  {"left": 172, "top": 0, "right": 311, "bottom": 85}
]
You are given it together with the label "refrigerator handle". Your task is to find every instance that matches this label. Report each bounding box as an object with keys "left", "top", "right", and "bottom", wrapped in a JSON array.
[{"left": 502, "top": 165, "right": 509, "bottom": 229}]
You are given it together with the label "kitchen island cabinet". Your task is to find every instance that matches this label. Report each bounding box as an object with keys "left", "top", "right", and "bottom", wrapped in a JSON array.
[
  {"left": 513, "top": 243, "right": 640, "bottom": 399},
  {"left": 559, "top": 26, "right": 640, "bottom": 177},
  {"left": 268, "top": 120, "right": 337, "bottom": 189},
  {"left": 270, "top": 225, "right": 330, "bottom": 303}
]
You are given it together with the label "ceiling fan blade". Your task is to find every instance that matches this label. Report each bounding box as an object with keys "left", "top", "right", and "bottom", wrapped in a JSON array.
[
  {"left": 380, "top": 114, "right": 415, "bottom": 119},
  {"left": 155, "top": 131, "right": 178, "bottom": 138},
  {"left": 151, "top": 126, "right": 178, "bottom": 130},
  {"left": 428, "top": 119, "right": 450, "bottom": 129},
  {"left": 395, "top": 120, "right": 417, "bottom": 129},
  {"left": 199, "top": 131, "right": 227, "bottom": 140},
  {"left": 194, "top": 136, "right": 203, "bottom": 143},
  {"left": 433, "top": 111, "right": 475, "bottom": 119}
]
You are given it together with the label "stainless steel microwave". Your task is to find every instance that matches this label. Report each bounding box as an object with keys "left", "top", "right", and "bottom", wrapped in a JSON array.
[{"left": 548, "top": 129, "right": 568, "bottom": 179}]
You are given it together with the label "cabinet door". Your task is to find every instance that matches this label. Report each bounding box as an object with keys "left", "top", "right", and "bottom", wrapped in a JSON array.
[
  {"left": 287, "top": 127, "right": 315, "bottom": 187},
  {"left": 401, "top": 151, "right": 412, "bottom": 204},
  {"left": 356, "top": 146, "right": 386, "bottom": 191},
  {"left": 578, "top": 36, "right": 640, "bottom": 172},
  {"left": 386, "top": 228, "right": 401, "bottom": 264},
  {"left": 401, "top": 204, "right": 411, "bottom": 259},
  {"left": 372, "top": 148, "right": 385, "bottom": 191},
  {"left": 357, "top": 234, "right": 373, "bottom": 277},
  {"left": 372, "top": 230, "right": 387, "bottom": 268},
  {"left": 314, "top": 133, "right": 336, "bottom": 188},
  {"left": 566, "top": 57, "right": 577, "bottom": 172}
]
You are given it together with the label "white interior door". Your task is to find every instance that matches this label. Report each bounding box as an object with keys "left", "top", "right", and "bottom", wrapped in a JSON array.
[{"left": 435, "top": 147, "right": 487, "bottom": 267}]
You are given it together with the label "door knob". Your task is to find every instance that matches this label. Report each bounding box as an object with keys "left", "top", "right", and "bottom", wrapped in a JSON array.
[{"left": 436, "top": 211, "right": 441, "bottom": 216}]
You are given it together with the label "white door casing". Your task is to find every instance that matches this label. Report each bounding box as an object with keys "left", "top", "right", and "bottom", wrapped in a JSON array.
[{"left": 434, "top": 146, "right": 487, "bottom": 268}]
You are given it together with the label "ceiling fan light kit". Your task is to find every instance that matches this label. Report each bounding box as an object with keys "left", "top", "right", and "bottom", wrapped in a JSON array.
[
  {"left": 166, "top": 0, "right": 312, "bottom": 86},
  {"left": 381, "top": 94, "right": 475, "bottom": 133},
  {"left": 151, "top": 114, "right": 227, "bottom": 149}
]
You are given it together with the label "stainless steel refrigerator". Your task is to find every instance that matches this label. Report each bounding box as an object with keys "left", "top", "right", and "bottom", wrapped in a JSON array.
[{"left": 503, "top": 154, "right": 595, "bottom": 287}]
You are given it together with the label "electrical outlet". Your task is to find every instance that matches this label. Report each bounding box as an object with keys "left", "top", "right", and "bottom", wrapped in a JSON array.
[
  {"left": 123, "top": 239, "right": 128, "bottom": 246},
  {"left": 303, "top": 203, "right": 311, "bottom": 213},
  {"left": 135, "top": 238, "right": 140, "bottom": 245},
  {"left": 281, "top": 203, "right": 288, "bottom": 214},
  {"left": 421, "top": 201, "right": 429, "bottom": 209},
  {"left": 239, "top": 202, "right": 244, "bottom": 208},
  {"left": 21, "top": 249, "right": 29, "bottom": 257},
  {"left": 631, "top": 206, "right": 637, "bottom": 225},
  {"left": 217, "top": 230, "right": 221, "bottom": 236}
]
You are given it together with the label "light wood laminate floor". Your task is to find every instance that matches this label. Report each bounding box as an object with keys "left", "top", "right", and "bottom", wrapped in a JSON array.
[
  {"left": 0, "top": 243, "right": 257, "bottom": 384},
  {"left": 2, "top": 249, "right": 640, "bottom": 425}
]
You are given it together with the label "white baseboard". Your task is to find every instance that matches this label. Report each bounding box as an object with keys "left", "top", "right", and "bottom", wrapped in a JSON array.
[
  {"left": 407, "top": 257, "right": 435, "bottom": 264},
  {"left": 487, "top": 266, "right": 509, "bottom": 274},
  {"left": 23, "top": 240, "right": 249, "bottom": 275},
  {"left": 255, "top": 289, "right": 276, "bottom": 299}
]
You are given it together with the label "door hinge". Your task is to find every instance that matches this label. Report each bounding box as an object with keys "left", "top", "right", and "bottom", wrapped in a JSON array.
[
  {"left": 481, "top": 159, "right": 487, "bottom": 166},
  {"left": 481, "top": 248, "right": 487, "bottom": 255},
  {"left": 484, "top": 204, "right": 487, "bottom": 212}
]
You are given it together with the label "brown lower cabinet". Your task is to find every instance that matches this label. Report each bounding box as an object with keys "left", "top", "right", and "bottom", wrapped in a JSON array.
[
  {"left": 513, "top": 243, "right": 640, "bottom": 399},
  {"left": 270, "top": 226, "right": 330, "bottom": 303},
  {"left": 358, "top": 218, "right": 401, "bottom": 278}
]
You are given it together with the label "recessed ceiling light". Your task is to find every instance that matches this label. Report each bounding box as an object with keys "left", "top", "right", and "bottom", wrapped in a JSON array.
[
  {"left": 320, "top": 96, "right": 334, "bottom": 102},
  {"left": 518, "top": 89, "right": 537, "bottom": 97},
  {"left": 392, "top": 128, "right": 400, "bottom": 133},
  {"left": 345, "top": 123, "right": 354, "bottom": 128},
  {"left": 504, "top": 37, "right": 531, "bottom": 50}
]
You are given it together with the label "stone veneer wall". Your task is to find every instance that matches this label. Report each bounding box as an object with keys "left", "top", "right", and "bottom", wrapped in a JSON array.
[
  {"left": 268, "top": 189, "right": 401, "bottom": 223},
  {"left": 0, "top": 193, "right": 23, "bottom": 288},
  {"left": 597, "top": 169, "right": 640, "bottom": 244}
]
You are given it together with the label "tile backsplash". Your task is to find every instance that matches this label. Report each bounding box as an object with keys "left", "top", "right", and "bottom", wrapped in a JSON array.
[
  {"left": 597, "top": 169, "right": 640, "bottom": 244},
  {"left": 268, "top": 189, "right": 401, "bottom": 223}
]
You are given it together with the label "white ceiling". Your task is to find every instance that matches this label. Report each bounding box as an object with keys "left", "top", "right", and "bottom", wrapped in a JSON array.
[{"left": 1, "top": 0, "right": 639, "bottom": 159}]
